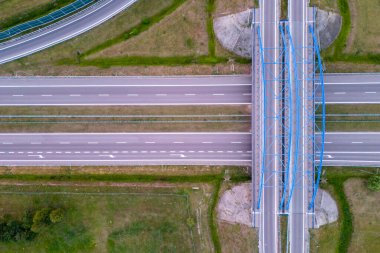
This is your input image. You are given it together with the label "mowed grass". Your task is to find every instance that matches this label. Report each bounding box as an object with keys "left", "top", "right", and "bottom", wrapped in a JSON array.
[
  {"left": 90, "top": 0, "right": 209, "bottom": 58},
  {"left": 344, "top": 178, "right": 380, "bottom": 253},
  {"left": 0, "top": 184, "right": 203, "bottom": 253},
  {"left": 345, "top": 0, "right": 380, "bottom": 54}
]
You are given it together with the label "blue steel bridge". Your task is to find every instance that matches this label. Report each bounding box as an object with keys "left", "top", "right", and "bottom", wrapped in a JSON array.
[{"left": 251, "top": 2, "right": 326, "bottom": 253}]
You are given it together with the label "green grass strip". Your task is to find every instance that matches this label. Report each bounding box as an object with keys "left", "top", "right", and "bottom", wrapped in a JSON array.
[
  {"left": 209, "top": 177, "right": 222, "bottom": 253},
  {"left": 60, "top": 55, "right": 230, "bottom": 67},
  {"left": 327, "top": 176, "right": 353, "bottom": 253},
  {"left": 0, "top": 170, "right": 249, "bottom": 184},
  {"left": 0, "top": 0, "right": 77, "bottom": 32},
  {"left": 206, "top": 0, "right": 216, "bottom": 57},
  {"left": 0, "top": 173, "right": 223, "bottom": 183},
  {"left": 83, "top": 0, "right": 187, "bottom": 57}
]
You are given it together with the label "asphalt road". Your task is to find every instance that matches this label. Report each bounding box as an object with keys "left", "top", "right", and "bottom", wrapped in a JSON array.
[
  {"left": 324, "top": 73, "right": 380, "bottom": 104},
  {"left": 0, "top": 0, "right": 137, "bottom": 64},
  {"left": 0, "top": 74, "right": 379, "bottom": 105},
  {"left": 259, "top": 1, "right": 280, "bottom": 252},
  {"left": 288, "top": 1, "right": 311, "bottom": 252},
  {"left": 0, "top": 132, "right": 252, "bottom": 166},
  {"left": 0, "top": 76, "right": 251, "bottom": 106},
  {"left": 322, "top": 132, "right": 380, "bottom": 166},
  {"left": 0, "top": 132, "right": 377, "bottom": 167}
]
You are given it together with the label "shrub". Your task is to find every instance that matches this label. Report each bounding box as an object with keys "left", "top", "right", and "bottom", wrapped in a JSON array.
[
  {"left": 141, "top": 17, "right": 151, "bottom": 25},
  {"left": 50, "top": 208, "right": 65, "bottom": 223},
  {"left": 368, "top": 175, "right": 380, "bottom": 191},
  {"left": 31, "top": 207, "right": 51, "bottom": 232}
]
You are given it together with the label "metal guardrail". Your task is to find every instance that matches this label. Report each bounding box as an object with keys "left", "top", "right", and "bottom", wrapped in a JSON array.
[{"left": 0, "top": 0, "right": 95, "bottom": 40}]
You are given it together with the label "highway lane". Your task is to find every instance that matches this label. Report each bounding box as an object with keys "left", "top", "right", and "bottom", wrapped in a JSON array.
[
  {"left": 259, "top": 0, "right": 280, "bottom": 252},
  {"left": 322, "top": 132, "right": 380, "bottom": 166},
  {"left": 0, "top": 0, "right": 137, "bottom": 65},
  {"left": 0, "top": 132, "right": 251, "bottom": 166},
  {"left": 0, "top": 76, "right": 251, "bottom": 106},
  {"left": 324, "top": 73, "right": 380, "bottom": 104},
  {"left": 288, "top": 1, "right": 312, "bottom": 252},
  {"left": 1, "top": 74, "right": 380, "bottom": 105},
  {"left": 0, "top": 132, "right": 377, "bottom": 166}
]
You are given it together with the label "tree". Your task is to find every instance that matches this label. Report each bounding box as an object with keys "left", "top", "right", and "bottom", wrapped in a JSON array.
[
  {"left": 49, "top": 208, "right": 65, "bottom": 223},
  {"left": 368, "top": 175, "right": 380, "bottom": 191}
]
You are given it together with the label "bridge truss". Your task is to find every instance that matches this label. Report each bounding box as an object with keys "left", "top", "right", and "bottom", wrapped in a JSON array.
[{"left": 253, "top": 7, "right": 326, "bottom": 217}]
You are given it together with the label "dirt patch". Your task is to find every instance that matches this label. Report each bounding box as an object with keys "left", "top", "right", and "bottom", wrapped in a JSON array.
[{"left": 217, "top": 182, "right": 252, "bottom": 226}]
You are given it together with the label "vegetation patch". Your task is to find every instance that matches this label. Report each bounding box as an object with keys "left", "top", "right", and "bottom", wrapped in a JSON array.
[{"left": 0, "top": 184, "right": 202, "bottom": 252}]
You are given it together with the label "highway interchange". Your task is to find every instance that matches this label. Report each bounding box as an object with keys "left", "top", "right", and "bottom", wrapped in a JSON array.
[{"left": 0, "top": 0, "right": 379, "bottom": 253}]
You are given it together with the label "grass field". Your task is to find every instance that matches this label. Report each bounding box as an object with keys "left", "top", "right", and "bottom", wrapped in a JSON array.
[
  {"left": 321, "top": 0, "right": 380, "bottom": 72},
  {"left": 90, "top": 0, "right": 209, "bottom": 58},
  {"left": 218, "top": 222, "right": 257, "bottom": 252},
  {"left": 0, "top": 183, "right": 211, "bottom": 252},
  {"left": 345, "top": 178, "right": 380, "bottom": 253},
  {"left": 345, "top": 0, "right": 380, "bottom": 54}
]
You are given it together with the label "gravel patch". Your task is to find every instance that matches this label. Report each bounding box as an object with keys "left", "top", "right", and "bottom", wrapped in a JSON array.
[
  {"left": 214, "top": 8, "right": 341, "bottom": 55},
  {"left": 214, "top": 9, "right": 253, "bottom": 58},
  {"left": 217, "top": 183, "right": 252, "bottom": 226},
  {"left": 314, "top": 189, "right": 339, "bottom": 228},
  {"left": 315, "top": 8, "right": 342, "bottom": 49}
]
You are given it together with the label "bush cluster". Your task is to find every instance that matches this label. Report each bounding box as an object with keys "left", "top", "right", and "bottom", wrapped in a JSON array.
[
  {"left": 367, "top": 175, "right": 380, "bottom": 191},
  {"left": 0, "top": 207, "right": 65, "bottom": 242}
]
